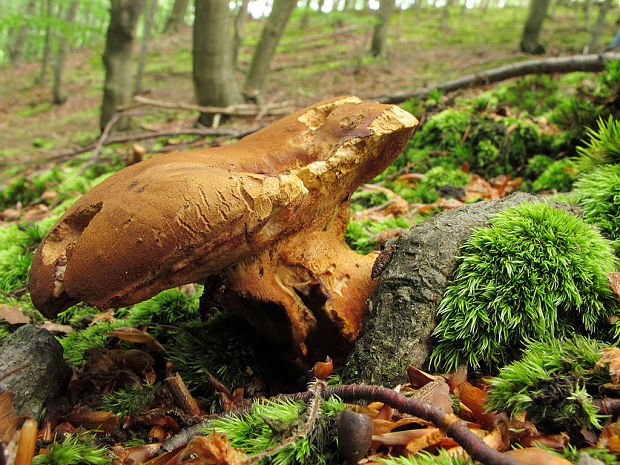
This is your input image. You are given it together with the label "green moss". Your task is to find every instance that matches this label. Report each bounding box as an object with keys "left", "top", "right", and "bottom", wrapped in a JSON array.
[
  {"left": 572, "top": 164, "right": 620, "bottom": 249},
  {"left": 126, "top": 286, "right": 202, "bottom": 326},
  {"left": 101, "top": 383, "right": 157, "bottom": 416},
  {"left": 59, "top": 320, "right": 127, "bottom": 366},
  {"left": 486, "top": 336, "right": 610, "bottom": 432},
  {"left": 575, "top": 116, "right": 620, "bottom": 174},
  {"left": 379, "top": 450, "right": 473, "bottom": 465},
  {"left": 33, "top": 432, "right": 108, "bottom": 465},
  {"left": 210, "top": 396, "right": 344, "bottom": 465},
  {"left": 430, "top": 201, "right": 618, "bottom": 372},
  {"left": 531, "top": 158, "right": 577, "bottom": 192},
  {"left": 345, "top": 216, "right": 412, "bottom": 255},
  {"left": 420, "top": 166, "right": 469, "bottom": 190}
]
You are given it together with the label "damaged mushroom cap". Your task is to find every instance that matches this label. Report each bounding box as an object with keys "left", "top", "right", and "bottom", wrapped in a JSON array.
[{"left": 29, "top": 96, "right": 418, "bottom": 364}]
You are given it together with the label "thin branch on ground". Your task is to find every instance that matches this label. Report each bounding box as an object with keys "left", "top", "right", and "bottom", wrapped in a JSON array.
[
  {"left": 377, "top": 52, "right": 620, "bottom": 104},
  {"left": 162, "top": 383, "right": 521, "bottom": 465},
  {"left": 125, "top": 96, "right": 294, "bottom": 117}
]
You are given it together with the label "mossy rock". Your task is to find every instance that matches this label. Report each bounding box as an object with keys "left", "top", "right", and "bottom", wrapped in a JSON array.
[{"left": 343, "top": 193, "right": 583, "bottom": 385}]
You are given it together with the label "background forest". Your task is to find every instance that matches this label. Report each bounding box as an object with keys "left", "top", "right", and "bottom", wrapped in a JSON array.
[{"left": 1, "top": 1, "right": 620, "bottom": 465}]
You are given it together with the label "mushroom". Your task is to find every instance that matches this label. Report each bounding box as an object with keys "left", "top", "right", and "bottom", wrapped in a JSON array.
[{"left": 29, "top": 96, "right": 418, "bottom": 367}]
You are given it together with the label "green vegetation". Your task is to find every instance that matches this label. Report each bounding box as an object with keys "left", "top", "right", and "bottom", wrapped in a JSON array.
[
  {"left": 430, "top": 201, "right": 618, "bottom": 372},
  {"left": 574, "top": 116, "right": 620, "bottom": 174},
  {"left": 126, "top": 286, "right": 202, "bottom": 326},
  {"left": 572, "top": 164, "right": 620, "bottom": 251},
  {"left": 379, "top": 450, "right": 473, "bottom": 465},
  {"left": 32, "top": 432, "right": 108, "bottom": 465},
  {"left": 346, "top": 216, "right": 412, "bottom": 254},
  {"left": 211, "top": 396, "right": 344, "bottom": 465},
  {"left": 101, "top": 383, "right": 157, "bottom": 416},
  {"left": 486, "top": 336, "right": 610, "bottom": 432}
]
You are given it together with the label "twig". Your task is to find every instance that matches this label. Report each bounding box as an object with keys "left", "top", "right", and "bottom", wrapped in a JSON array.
[
  {"left": 78, "top": 111, "right": 127, "bottom": 175},
  {"left": 377, "top": 52, "right": 620, "bottom": 104},
  {"left": 127, "top": 96, "right": 293, "bottom": 117},
  {"left": 247, "top": 379, "right": 326, "bottom": 464},
  {"left": 162, "top": 383, "right": 521, "bottom": 465}
]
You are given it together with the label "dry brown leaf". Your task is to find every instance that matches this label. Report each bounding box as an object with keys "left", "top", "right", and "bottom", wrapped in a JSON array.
[
  {"left": 406, "top": 366, "right": 438, "bottom": 387},
  {"left": 15, "top": 419, "right": 37, "bottom": 465},
  {"left": 597, "top": 347, "right": 620, "bottom": 384},
  {"left": 37, "top": 321, "right": 73, "bottom": 334},
  {"left": 107, "top": 327, "right": 167, "bottom": 355},
  {"left": 0, "top": 391, "right": 19, "bottom": 444},
  {"left": 372, "top": 427, "right": 439, "bottom": 446},
  {"left": 311, "top": 356, "right": 333, "bottom": 380},
  {"left": 404, "top": 428, "right": 445, "bottom": 455},
  {"left": 61, "top": 411, "right": 120, "bottom": 433},
  {"left": 608, "top": 272, "right": 620, "bottom": 299},
  {"left": 520, "top": 432, "right": 570, "bottom": 450},
  {"left": 454, "top": 382, "right": 501, "bottom": 429},
  {"left": 182, "top": 432, "right": 249, "bottom": 465},
  {"left": 0, "top": 305, "right": 29, "bottom": 325},
  {"left": 502, "top": 447, "right": 573, "bottom": 464},
  {"left": 372, "top": 417, "right": 431, "bottom": 435},
  {"left": 411, "top": 379, "right": 453, "bottom": 414}
]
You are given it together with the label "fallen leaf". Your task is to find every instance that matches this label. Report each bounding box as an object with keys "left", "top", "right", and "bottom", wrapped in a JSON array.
[
  {"left": 182, "top": 432, "right": 249, "bottom": 465},
  {"left": 107, "top": 327, "right": 167, "bottom": 355},
  {"left": 406, "top": 366, "right": 438, "bottom": 387},
  {"left": 0, "top": 305, "right": 29, "bottom": 325},
  {"left": 608, "top": 272, "right": 620, "bottom": 299},
  {"left": 311, "top": 356, "right": 333, "bottom": 380},
  {"left": 411, "top": 379, "right": 454, "bottom": 414},
  {"left": 37, "top": 321, "right": 73, "bottom": 334},
  {"left": 404, "top": 428, "right": 445, "bottom": 455},
  {"left": 61, "top": 411, "right": 120, "bottom": 433},
  {"left": 502, "top": 447, "right": 573, "bottom": 464},
  {"left": 372, "top": 427, "right": 439, "bottom": 447},
  {"left": 597, "top": 347, "right": 620, "bottom": 384}
]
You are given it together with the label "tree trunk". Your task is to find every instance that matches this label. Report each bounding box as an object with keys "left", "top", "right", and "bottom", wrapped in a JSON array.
[
  {"left": 134, "top": 0, "right": 159, "bottom": 95},
  {"left": 370, "top": 0, "right": 395, "bottom": 57},
  {"left": 52, "top": 0, "right": 78, "bottom": 104},
  {"left": 243, "top": 0, "right": 297, "bottom": 99},
  {"left": 588, "top": 0, "right": 613, "bottom": 51},
  {"left": 37, "top": 0, "right": 54, "bottom": 85},
  {"left": 439, "top": 0, "right": 454, "bottom": 29},
  {"left": 193, "top": 0, "right": 242, "bottom": 126},
  {"left": 584, "top": 0, "right": 592, "bottom": 30},
  {"left": 520, "top": 0, "right": 550, "bottom": 54},
  {"left": 100, "top": 0, "right": 146, "bottom": 131},
  {"left": 163, "top": 0, "right": 189, "bottom": 34},
  {"left": 232, "top": 0, "right": 250, "bottom": 68},
  {"left": 10, "top": 0, "right": 37, "bottom": 65}
]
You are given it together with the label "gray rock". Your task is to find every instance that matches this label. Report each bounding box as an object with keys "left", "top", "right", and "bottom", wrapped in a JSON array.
[
  {"left": 577, "top": 451, "right": 605, "bottom": 465},
  {"left": 344, "top": 192, "right": 580, "bottom": 385},
  {"left": 0, "top": 324, "right": 71, "bottom": 417}
]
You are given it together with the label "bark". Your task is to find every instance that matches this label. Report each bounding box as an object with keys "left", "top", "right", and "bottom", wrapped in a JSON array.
[
  {"left": 243, "top": 0, "right": 297, "bottom": 98},
  {"left": 36, "top": 0, "right": 54, "bottom": 85},
  {"left": 52, "top": 0, "right": 78, "bottom": 104},
  {"left": 134, "top": 0, "right": 159, "bottom": 95},
  {"left": 193, "top": 0, "right": 242, "bottom": 126},
  {"left": 232, "top": 0, "right": 250, "bottom": 68},
  {"left": 377, "top": 52, "right": 620, "bottom": 104},
  {"left": 344, "top": 193, "right": 581, "bottom": 385},
  {"left": 439, "top": 0, "right": 454, "bottom": 30},
  {"left": 520, "top": 0, "right": 550, "bottom": 54},
  {"left": 585, "top": 0, "right": 592, "bottom": 30},
  {"left": 370, "top": 0, "right": 395, "bottom": 57},
  {"left": 163, "top": 0, "right": 189, "bottom": 33},
  {"left": 10, "top": 0, "right": 37, "bottom": 64},
  {"left": 588, "top": 0, "right": 613, "bottom": 51},
  {"left": 100, "top": 0, "right": 146, "bottom": 131}
]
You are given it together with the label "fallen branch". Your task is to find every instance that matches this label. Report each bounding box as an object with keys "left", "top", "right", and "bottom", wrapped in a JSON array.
[
  {"left": 127, "top": 96, "right": 293, "bottom": 117},
  {"left": 279, "top": 24, "right": 364, "bottom": 48},
  {"left": 11, "top": 126, "right": 261, "bottom": 166},
  {"left": 377, "top": 52, "right": 620, "bottom": 104},
  {"left": 162, "top": 383, "right": 521, "bottom": 465}
]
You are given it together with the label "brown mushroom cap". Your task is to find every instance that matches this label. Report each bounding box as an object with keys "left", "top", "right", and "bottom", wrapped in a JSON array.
[{"left": 29, "top": 96, "right": 417, "bottom": 362}]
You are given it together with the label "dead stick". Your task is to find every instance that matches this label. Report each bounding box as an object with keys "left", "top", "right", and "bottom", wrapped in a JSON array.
[
  {"left": 162, "top": 383, "right": 520, "bottom": 465},
  {"left": 377, "top": 52, "right": 620, "bottom": 104}
]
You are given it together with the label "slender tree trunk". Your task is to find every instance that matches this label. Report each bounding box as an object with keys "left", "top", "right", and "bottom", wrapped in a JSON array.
[
  {"left": 520, "top": 0, "right": 550, "bottom": 54},
  {"left": 11, "top": 0, "right": 37, "bottom": 64},
  {"left": 588, "top": 0, "right": 613, "bottom": 51},
  {"left": 584, "top": 0, "right": 592, "bottom": 30},
  {"left": 37, "top": 0, "right": 54, "bottom": 85},
  {"left": 232, "top": 0, "right": 250, "bottom": 67},
  {"left": 134, "top": 0, "right": 159, "bottom": 95},
  {"left": 100, "top": 0, "right": 146, "bottom": 131},
  {"left": 243, "top": 0, "right": 297, "bottom": 99},
  {"left": 53, "top": 0, "right": 78, "bottom": 104},
  {"left": 371, "top": 0, "right": 395, "bottom": 57},
  {"left": 193, "top": 0, "right": 242, "bottom": 126},
  {"left": 163, "top": 0, "right": 189, "bottom": 33},
  {"left": 300, "top": 0, "right": 311, "bottom": 30}
]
